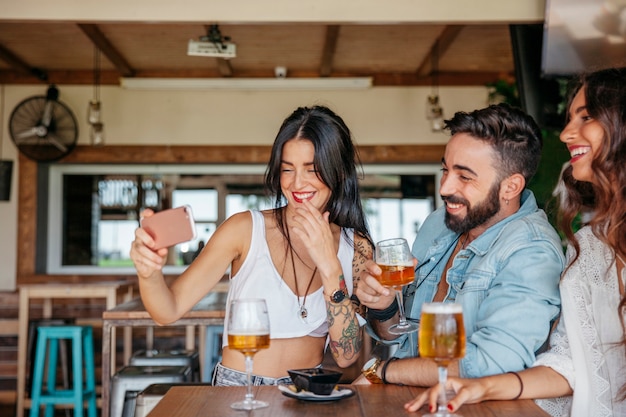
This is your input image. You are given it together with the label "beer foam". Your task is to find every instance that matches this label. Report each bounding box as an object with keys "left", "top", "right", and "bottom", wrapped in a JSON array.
[
  {"left": 421, "top": 302, "right": 462, "bottom": 314},
  {"left": 229, "top": 330, "right": 270, "bottom": 336}
]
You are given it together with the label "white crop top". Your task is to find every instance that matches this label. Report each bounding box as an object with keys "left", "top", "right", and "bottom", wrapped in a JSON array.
[{"left": 223, "top": 210, "right": 357, "bottom": 347}]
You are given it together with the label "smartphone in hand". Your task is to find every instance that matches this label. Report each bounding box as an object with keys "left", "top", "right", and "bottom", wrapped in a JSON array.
[{"left": 140, "top": 205, "right": 197, "bottom": 250}]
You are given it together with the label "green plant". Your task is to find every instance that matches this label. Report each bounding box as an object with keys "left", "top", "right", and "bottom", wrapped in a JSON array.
[{"left": 487, "top": 79, "right": 520, "bottom": 107}]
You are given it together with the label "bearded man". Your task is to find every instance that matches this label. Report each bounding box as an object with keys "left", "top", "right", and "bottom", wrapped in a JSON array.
[{"left": 356, "top": 103, "right": 565, "bottom": 387}]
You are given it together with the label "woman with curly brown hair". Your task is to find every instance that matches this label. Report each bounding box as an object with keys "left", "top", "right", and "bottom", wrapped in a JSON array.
[{"left": 406, "top": 67, "right": 626, "bottom": 417}]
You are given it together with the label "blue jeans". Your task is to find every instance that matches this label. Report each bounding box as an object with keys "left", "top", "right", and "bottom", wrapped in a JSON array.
[{"left": 211, "top": 362, "right": 292, "bottom": 386}]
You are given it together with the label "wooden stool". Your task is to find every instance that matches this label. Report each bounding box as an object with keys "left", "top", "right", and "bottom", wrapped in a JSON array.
[{"left": 30, "top": 325, "right": 97, "bottom": 417}]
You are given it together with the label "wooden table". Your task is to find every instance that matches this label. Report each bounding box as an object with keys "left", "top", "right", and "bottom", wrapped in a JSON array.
[
  {"left": 101, "top": 290, "right": 227, "bottom": 417},
  {"left": 16, "top": 281, "right": 134, "bottom": 417},
  {"left": 148, "top": 384, "right": 550, "bottom": 417}
]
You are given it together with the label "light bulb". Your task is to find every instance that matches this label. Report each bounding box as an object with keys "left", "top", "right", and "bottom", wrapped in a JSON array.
[
  {"left": 87, "top": 100, "right": 101, "bottom": 124},
  {"left": 90, "top": 122, "right": 105, "bottom": 146},
  {"left": 426, "top": 95, "right": 445, "bottom": 132}
]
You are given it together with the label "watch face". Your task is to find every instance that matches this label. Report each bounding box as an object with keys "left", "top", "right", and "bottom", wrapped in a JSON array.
[
  {"left": 362, "top": 357, "right": 377, "bottom": 372},
  {"left": 331, "top": 289, "right": 346, "bottom": 303}
]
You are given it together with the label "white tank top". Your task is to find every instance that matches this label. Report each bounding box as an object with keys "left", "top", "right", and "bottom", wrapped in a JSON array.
[{"left": 223, "top": 210, "right": 356, "bottom": 347}]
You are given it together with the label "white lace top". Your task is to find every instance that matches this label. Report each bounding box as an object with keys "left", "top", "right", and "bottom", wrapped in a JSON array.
[{"left": 534, "top": 226, "right": 626, "bottom": 417}]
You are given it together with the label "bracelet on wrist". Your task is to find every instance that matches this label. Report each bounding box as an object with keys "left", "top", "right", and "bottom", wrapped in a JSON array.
[
  {"left": 366, "top": 299, "right": 399, "bottom": 322},
  {"left": 507, "top": 371, "right": 524, "bottom": 400},
  {"left": 381, "top": 357, "right": 399, "bottom": 384}
]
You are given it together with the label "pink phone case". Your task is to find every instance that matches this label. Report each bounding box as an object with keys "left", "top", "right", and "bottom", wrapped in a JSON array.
[{"left": 140, "top": 205, "right": 197, "bottom": 249}]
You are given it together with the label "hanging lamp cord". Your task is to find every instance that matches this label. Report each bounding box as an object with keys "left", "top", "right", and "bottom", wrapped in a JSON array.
[{"left": 93, "top": 45, "right": 101, "bottom": 102}]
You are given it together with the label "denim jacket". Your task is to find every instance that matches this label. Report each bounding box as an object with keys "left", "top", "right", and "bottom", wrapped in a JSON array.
[{"left": 372, "top": 190, "right": 565, "bottom": 378}]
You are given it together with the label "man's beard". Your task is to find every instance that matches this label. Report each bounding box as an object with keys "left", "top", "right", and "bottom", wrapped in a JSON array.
[{"left": 443, "top": 182, "right": 501, "bottom": 234}]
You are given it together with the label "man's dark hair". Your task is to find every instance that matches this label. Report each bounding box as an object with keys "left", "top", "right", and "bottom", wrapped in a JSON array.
[{"left": 444, "top": 103, "right": 543, "bottom": 185}]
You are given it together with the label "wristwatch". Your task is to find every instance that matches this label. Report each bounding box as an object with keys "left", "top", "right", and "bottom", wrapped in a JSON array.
[
  {"left": 329, "top": 288, "right": 347, "bottom": 303},
  {"left": 361, "top": 357, "right": 383, "bottom": 384}
]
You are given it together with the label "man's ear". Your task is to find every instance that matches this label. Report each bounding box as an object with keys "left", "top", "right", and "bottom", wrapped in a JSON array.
[{"left": 501, "top": 173, "right": 525, "bottom": 201}]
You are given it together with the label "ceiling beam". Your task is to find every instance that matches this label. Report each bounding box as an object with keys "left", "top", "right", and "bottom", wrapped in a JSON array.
[
  {"left": 416, "top": 25, "right": 464, "bottom": 77},
  {"left": 320, "top": 25, "right": 339, "bottom": 77},
  {"left": 77, "top": 24, "right": 135, "bottom": 77},
  {"left": 0, "top": 44, "right": 48, "bottom": 81},
  {"left": 0, "top": 69, "right": 510, "bottom": 86},
  {"left": 56, "top": 144, "right": 445, "bottom": 164}
]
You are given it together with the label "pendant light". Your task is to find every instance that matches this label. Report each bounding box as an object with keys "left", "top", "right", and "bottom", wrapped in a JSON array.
[
  {"left": 87, "top": 45, "right": 105, "bottom": 145},
  {"left": 426, "top": 39, "right": 445, "bottom": 132}
]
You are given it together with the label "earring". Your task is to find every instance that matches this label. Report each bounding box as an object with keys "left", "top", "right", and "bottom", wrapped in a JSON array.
[{"left": 505, "top": 199, "right": 509, "bottom": 205}]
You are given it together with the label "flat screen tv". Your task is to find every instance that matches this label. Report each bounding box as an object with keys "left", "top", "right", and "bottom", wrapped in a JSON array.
[{"left": 542, "top": 0, "right": 626, "bottom": 76}]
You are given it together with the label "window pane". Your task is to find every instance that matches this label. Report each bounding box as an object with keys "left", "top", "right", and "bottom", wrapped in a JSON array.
[
  {"left": 98, "top": 220, "right": 137, "bottom": 267},
  {"left": 172, "top": 189, "right": 218, "bottom": 222},
  {"left": 226, "top": 194, "right": 274, "bottom": 216},
  {"left": 365, "top": 198, "right": 433, "bottom": 244}
]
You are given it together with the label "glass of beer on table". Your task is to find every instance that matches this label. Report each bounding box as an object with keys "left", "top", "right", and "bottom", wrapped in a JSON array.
[
  {"left": 418, "top": 302, "right": 466, "bottom": 417},
  {"left": 227, "top": 298, "right": 271, "bottom": 410},
  {"left": 375, "top": 238, "right": 418, "bottom": 334}
]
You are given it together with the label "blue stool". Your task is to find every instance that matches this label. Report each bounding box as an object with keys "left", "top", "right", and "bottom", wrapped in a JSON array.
[
  {"left": 30, "top": 326, "right": 97, "bottom": 417},
  {"left": 202, "top": 325, "right": 224, "bottom": 382}
]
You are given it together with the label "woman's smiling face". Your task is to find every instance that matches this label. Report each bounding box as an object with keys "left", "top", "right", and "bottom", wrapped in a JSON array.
[
  {"left": 279, "top": 139, "right": 331, "bottom": 211},
  {"left": 560, "top": 87, "right": 605, "bottom": 184}
]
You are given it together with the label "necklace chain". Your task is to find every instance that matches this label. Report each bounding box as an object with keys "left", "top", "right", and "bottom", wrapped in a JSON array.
[
  {"left": 460, "top": 232, "right": 470, "bottom": 249},
  {"left": 289, "top": 245, "right": 317, "bottom": 320},
  {"left": 284, "top": 221, "right": 317, "bottom": 320}
]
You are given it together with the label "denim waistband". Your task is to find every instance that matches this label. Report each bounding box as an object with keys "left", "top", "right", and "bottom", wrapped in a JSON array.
[{"left": 212, "top": 362, "right": 293, "bottom": 386}]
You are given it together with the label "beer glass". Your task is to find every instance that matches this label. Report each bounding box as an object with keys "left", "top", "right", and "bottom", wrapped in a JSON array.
[
  {"left": 375, "top": 238, "right": 418, "bottom": 334},
  {"left": 227, "top": 298, "right": 271, "bottom": 410},
  {"left": 418, "top": 302, "right": 466, "bottom": 417}
]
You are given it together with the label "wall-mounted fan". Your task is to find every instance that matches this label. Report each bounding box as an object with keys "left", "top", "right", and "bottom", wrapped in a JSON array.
[{"left": 9, "top": 85, "right": 78, "bottom": 162}]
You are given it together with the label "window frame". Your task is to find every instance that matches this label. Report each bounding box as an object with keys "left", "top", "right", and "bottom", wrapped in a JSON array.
[{"left": 46, "top": 163, "right": 441, "bottom": 275}]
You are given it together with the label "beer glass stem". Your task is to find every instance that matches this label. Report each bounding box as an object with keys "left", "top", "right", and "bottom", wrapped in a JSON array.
[
  {"left": 244, "top": 354, "right": 254, "bottom": 404},
  {"left": 396, "top": 290, "right": 409, "bottom": 327},
  {"left": 437, "top": 365, "right": 449, "bottom": 414}
]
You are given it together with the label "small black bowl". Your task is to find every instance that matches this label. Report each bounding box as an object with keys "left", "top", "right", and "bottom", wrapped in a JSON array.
[{"left": 288, "top": 368, "right": 342, "bottom": 395}]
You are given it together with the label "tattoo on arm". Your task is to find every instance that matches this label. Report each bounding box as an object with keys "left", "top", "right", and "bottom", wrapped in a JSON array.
[
  {"left": 326, "top": 235, "right": 373, "bottom": 361},
  {"left": 327, "top": 300, "right": 362, "bottom": 361},
  {"left": 351, "top": 235, "right": 374, "bottom": 317}
]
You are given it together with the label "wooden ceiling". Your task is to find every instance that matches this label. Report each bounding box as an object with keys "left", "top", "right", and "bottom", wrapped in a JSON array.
[{"left": 0, "top": 21, "right": 517, "bottom": 87}]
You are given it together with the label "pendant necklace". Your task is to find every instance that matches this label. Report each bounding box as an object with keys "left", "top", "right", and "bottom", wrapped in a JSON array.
[{"left": 289, "top": 244, "right": 317, "bottom": 321}]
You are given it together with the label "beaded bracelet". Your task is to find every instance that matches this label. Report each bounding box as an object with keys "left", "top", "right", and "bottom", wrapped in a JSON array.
[
  {"left": 366, "top": 299, "right": 399, "bottom": 322},
  {"left": 507, "top": 371, "right": 524, "bottom": 400}
]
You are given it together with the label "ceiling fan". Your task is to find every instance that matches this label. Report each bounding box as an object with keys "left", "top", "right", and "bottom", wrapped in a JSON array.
[{"left": 9, "top": 85, "right": 78, "bottom": 162}]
